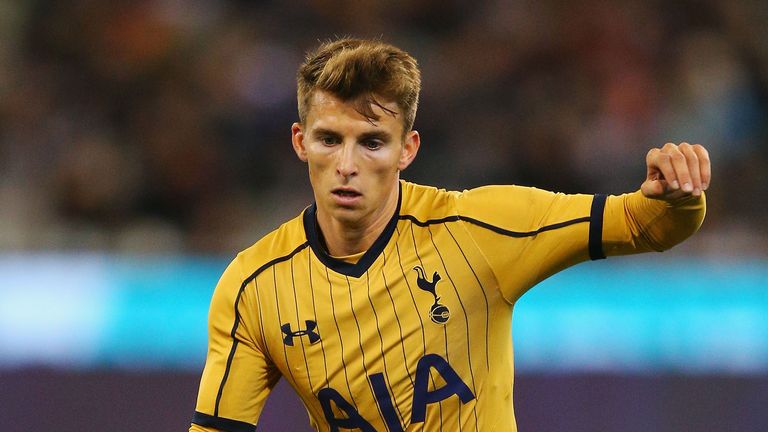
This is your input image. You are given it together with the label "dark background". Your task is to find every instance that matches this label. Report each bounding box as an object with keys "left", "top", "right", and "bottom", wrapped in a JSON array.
[
  {"left": 1, "top": 1, "right": 767, "bottom": 431},
  {"left": 1, "top": 0, "right": 766, "bottom": 255}
]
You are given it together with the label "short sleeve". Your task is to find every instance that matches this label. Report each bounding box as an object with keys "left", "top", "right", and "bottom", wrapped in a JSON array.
[
  {"left": 191, "top": 255, "right": 281, "bottom": 432},
  {"left": 456, "top": 185, "right": 603, "bottom": 303}
]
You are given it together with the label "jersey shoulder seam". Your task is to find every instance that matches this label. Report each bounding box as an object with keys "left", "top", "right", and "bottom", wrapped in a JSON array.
[
  {"left": 399, "top": 213, "right": 590, "bottom": 237},
  {"left": 239, "top": 241, "right": 310, "bottom": 288}
]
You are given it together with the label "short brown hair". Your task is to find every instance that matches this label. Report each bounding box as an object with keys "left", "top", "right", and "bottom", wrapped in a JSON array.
[{"left": 297, "top": 38, "right": 421, "bottom": 131}]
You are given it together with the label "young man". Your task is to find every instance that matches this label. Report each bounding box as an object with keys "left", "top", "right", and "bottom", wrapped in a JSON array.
[{"left": 189, "top": 38, "right": 709, "bottom": 432}]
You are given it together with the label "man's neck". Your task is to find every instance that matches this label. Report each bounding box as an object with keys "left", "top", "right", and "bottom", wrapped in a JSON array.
[
  {"left": 319, "top": 220, "right": 385, "bottom": 257},
  {"left": 315, "top": 187, "right": 399, "bottom": 257}
]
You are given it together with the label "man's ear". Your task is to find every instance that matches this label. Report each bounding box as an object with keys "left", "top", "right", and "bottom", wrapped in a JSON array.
[
  {"left": 398, "top": 130, "right": 420, "bottom": 171},
  {"left": 291, "top": 122, "right": 307, "bottom": 162}
]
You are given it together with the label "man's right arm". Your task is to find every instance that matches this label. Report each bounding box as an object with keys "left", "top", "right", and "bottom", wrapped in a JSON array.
[{"left": 189, "top": 255, "right": 281, "bottom": 432}]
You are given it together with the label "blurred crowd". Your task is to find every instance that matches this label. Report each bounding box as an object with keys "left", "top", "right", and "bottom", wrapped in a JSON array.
[{"left": 0, "top": 0, "right": 766, "bottom": 255}]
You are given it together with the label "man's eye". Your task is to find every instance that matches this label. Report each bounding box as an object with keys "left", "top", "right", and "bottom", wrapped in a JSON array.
[
  {"left": 321, "top": 136, "right": 338, "bottom": 145},
  {"left": 363, "top": 140, "right": 382, "bottom": 150}
]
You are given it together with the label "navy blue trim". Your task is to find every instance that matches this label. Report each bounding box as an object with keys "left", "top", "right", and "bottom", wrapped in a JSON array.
[
  {"left": 303, "top": 183, "right": 402, "bottom": 278},
  {"left": 401, "top": 214, "right": 460, "bottom": 226},
  {"left": 192, "top": 411, "right": 255, "bottom": 432},
  {"left": 399, "top": 214, "right": 591, "bottom": 237},
  {"left": 589, "top": 194, "right": 607, "bottom": 260},
  {"left": 214, "top": 242, "right": 309, "bottom": 416}
]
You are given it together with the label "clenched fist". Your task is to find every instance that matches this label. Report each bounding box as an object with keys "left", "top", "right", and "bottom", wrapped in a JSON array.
[{"left": 641, "top": 142, "right": 711, "bottom": 201}]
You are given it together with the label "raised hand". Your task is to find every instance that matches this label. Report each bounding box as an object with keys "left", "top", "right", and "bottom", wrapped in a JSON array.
[{"left": 641, "top": 142, "right": 711, "bottom": 200}]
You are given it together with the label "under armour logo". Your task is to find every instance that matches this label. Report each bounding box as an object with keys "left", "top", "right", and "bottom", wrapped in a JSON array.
[
  {"left": 414, "top": 266, "right": 450, "bottom": 324},
  {"left": 281, "top": 320, "right": 320, "bottom": 346}
]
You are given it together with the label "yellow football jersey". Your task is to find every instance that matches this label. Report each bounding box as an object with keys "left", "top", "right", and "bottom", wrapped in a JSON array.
[{"left": 190, "top": 181, "right": 705, "bottom": 432}]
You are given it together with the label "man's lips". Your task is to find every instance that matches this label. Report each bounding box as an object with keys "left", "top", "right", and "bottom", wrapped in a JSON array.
[
  {"left": 332, "top": 188, "right": 362, "bottom": 197},
  {"left": 331, "top": 188, "right": 362, "bottom": 206}
]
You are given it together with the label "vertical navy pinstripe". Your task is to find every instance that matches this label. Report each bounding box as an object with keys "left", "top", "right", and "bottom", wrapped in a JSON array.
[
  {"left": 408, "top": 221, "right": 445, "bottom": 429},
  {"left": 290, "top": 255, "right": 314, "bottom": 392},
  {"left": 274, "top": 266, "right": 299, "bottom": 389},
  {"left": 307, "top": 252, "right": 330, "bottom": 387},
  {"left": 365, "top": 270, "right": 406, "bottom": 427},
  {"left": 344, "top": 275, "right": 382, "bottom": 426},
  {"left": 428, "top": 225, "right": 480, "bottom": 431},
  {"left": 444, "top": 224, "right": 490, "bottom": 372},
  {"left": 325, "top": 266, "right": 357, "bottom": 406}
]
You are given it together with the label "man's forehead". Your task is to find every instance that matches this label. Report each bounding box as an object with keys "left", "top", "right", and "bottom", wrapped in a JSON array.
[{"left": 306, "top": 91, "right": 402, "bottom": 131}]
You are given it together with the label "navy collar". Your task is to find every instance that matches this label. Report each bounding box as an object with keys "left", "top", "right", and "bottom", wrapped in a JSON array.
[{"left": 303, "top": 183, "right": 402, "bottom": 278}]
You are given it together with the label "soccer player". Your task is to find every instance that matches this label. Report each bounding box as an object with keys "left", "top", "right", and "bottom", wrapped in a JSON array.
[{"left": 189, "top": 38, "right": 709, "bottom": 432}]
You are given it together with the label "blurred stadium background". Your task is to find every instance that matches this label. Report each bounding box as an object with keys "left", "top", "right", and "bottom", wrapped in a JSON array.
[{"left": 1, "top": 0, "right": 767, "bottom": 431}]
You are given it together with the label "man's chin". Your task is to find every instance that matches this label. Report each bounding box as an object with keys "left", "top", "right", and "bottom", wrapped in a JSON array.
[
  {"left": 331, "top": 205, "right": 364, "bottom": 221},
  {"left": 330, "top": 202, "right": 384, "bottom": 226}
]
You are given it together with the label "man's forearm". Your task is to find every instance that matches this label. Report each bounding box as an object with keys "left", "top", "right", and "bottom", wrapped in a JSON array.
[{"left": 602, "top": 190, "right": 706, "bottom": 256}]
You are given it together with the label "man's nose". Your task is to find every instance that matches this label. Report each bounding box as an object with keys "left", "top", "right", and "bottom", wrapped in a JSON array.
[{"left": 336, "top": 142, "right": 358, "bottom": 177}]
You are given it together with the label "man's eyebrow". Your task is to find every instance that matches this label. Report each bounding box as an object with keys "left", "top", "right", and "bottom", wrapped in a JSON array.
[
  {"left": 358, "top": 131, "right": 392, "bottom": 141},
  {"left": 310, "top": 128, "right": 393, "bottom": 142},
  {"left": 311, "top": 128, "right": 341, "bottom": 137}
]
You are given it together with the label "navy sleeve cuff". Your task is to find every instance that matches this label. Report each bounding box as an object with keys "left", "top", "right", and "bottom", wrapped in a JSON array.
[
  {"left": 588, "top": 194, "right": 607, "bottom": 260},
  {"left": 192, "top": 411, "right": 256, "bottom": 432}
]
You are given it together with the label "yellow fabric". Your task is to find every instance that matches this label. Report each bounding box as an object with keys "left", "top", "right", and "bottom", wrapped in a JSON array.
[
  {"left": 602, "top": 190, "right": 706, "bottom": 255},
  {"left": 190, "top": 181, "right": 705, "bottom": 432}
]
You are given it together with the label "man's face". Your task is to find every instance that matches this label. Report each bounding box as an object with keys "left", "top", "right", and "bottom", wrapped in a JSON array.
[{"left": 292, "top": 91, "right": 419, "bottom": 227}]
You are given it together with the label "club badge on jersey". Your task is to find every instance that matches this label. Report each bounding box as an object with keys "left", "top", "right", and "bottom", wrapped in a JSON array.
[{"left": 413, "top": 266, "right": 450, "bottom": 324}]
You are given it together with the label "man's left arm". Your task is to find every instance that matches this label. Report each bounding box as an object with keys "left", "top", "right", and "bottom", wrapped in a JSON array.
[{"left": 602, "top": 142, "right": 710, "bottom": 256}]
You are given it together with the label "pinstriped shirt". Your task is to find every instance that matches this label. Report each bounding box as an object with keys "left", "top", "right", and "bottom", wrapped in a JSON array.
[{"left": 191, "top": 180, "right": 610, "bottom": 432}]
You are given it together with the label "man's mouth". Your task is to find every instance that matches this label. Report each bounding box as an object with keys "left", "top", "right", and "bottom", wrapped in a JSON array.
[{"left": 332, "top": 188, "right": 362, "bottom": 198}]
